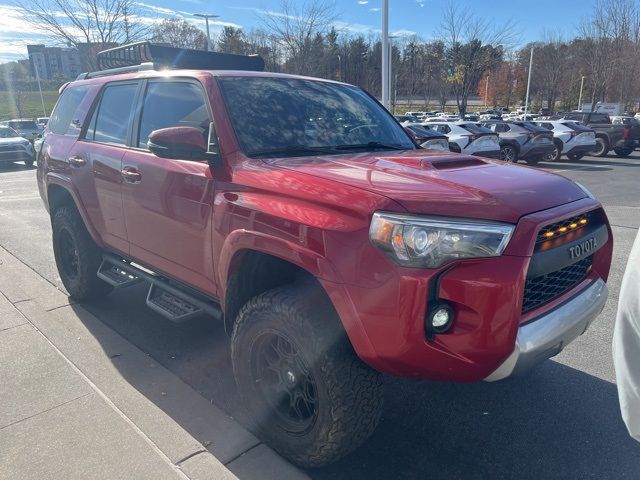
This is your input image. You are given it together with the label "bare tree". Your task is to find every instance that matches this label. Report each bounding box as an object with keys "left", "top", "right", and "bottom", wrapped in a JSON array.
[
  {"left": 261, "top": 0, "right": 336, "bottom": 75},
  {"left": 15, "top": 0, "right": 148, "bottom": 49},
  {"left": 150, "top": 19, "right": 208, "bottom": 50},
  {"left": 438, "top": 2, "right": 518, "bottom": 117}
]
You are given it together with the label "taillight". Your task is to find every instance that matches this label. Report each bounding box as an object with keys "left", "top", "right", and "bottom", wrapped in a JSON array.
[{"left": 623, "top": 126, "right": 631, "bottom": 140}]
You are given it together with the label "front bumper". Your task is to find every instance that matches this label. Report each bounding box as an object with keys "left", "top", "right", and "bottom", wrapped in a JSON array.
[
  {"left": 566, "top": 144, "right": 596, "bottom": 156},
  {"left": 473, "top": 149, "right": 501, "bottom": 159},
  {"left": 485, "top": 279, "right": 608, "bottom": 381},
  {"left": 0, "top": 150, "right": 34, "bottom": 162},
  {"left": 521, "top": 144, "right": 555, "bottom": 160}
]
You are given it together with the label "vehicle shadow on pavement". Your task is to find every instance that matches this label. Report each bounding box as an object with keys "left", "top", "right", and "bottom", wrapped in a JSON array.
[{"left": 74, "top": 283, "right": 640, "bottom": 480}]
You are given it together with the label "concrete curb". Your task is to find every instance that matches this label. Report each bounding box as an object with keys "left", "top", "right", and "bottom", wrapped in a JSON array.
[{"left": 0, "top": 246, "right": 309, "bottom": 480}]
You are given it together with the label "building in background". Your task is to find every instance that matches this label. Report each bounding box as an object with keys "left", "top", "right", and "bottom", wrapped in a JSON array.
[{"left": 27, "top": 45, "right": 82, "bottom": 80}]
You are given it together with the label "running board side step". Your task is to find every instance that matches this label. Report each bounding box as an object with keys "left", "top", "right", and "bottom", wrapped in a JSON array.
[{"left": 99, "top": 255, "right": 222, "bottom": 323}]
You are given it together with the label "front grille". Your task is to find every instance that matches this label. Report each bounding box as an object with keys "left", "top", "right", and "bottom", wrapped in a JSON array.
[
  {"left": 522, "top": 256, "right": 593, "bottom": 313},
  {"left": 536, "top": 211, "right": 599, "bottom": 245}
]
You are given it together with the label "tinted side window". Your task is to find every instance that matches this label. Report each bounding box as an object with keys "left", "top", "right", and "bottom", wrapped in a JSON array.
[
  {"left": 86, "top": 83, "right": 137, "bottom": 145},
  {"left": 48, "top": 85, "right": 90, "bottom": 135},
  {"left": 590, "top": 114, "right": 609, "bottom": 124},
  {"left": 137, "top": 81, "right": 210, "bottom": 148}
]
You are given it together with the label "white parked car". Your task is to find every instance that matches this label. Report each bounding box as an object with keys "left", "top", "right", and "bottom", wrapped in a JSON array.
[
  {"left": 423, "top": 121, "right": 501, "bottom": 158},
  {"left": 534, "top": 120, "right": 597, "bottom": 161}
]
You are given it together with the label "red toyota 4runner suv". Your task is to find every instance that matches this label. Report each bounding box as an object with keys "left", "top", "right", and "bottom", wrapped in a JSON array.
[{"left": 37, "top": 44, "right": 613, "bottom": 467}]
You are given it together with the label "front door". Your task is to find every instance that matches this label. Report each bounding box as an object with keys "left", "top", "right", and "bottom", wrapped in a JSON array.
[{"left": 121, "top": 79, "right": 216, "bottom": 295}]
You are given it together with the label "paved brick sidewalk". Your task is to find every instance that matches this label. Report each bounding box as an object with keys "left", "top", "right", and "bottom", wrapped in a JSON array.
[{"left": 0, "top": 245, "right": 307, "bottom": 480}]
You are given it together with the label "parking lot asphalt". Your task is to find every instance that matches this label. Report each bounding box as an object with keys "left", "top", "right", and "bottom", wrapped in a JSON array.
[{"left": 0, "top": 153, "right": 639, "bottom": 479}]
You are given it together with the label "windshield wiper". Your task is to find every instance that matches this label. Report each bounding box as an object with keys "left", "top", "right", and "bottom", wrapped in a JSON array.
[
  {"left": 247, "top": 144, "right": 337, "bottom": 158},
  {"left": 333, "top": 141, "right": 408, "bottom": 151}
]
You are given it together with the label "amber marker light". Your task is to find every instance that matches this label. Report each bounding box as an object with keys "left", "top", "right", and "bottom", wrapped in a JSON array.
[
  {"left": 544, "top": 231, "right": 554, "bottom": 238},
  {"left": 579, "top": 218, "right": 588, "bottom": 225},
  {"left": 558, "top": 226, "right": 568, "bottom": 233}
]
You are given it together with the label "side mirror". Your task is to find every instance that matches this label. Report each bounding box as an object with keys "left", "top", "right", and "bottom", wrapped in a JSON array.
[{"left": 148, "top": 125, "right": 221, "bottom": 168}]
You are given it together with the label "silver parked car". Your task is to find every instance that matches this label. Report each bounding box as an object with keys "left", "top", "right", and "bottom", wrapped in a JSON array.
[
  {"left": 480, "top": 120, "right": 556, "bottom": 164},
  {"left": 0, "top": 119, "right": 42, "bottom": 143},
  {"left": 0, "top": 126, "right": 35, "bottom": 167}
]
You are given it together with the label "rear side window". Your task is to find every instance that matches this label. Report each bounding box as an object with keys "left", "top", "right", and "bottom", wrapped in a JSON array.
[
  {"left": 49, "top": 86, "right": 89, "bottom": 136},
  {"left": 459, "top": 123, "right": 492, "bottom": 134},
  {"left": 517, "top": 122, "right": 549, "bottom": 133},
  {"left": 431, "top": 124, "right": 450, "bottom": 134},
  {"left": 85, "top": 83, "right": 138, "bottom": 146},
  {"left": 137, "top": 81, "right": 210, "bottom": 148}
]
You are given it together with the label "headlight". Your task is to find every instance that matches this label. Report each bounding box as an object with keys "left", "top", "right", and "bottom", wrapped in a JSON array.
[{"left": 369, "top": 212, "right": 515, "bottom": 268}]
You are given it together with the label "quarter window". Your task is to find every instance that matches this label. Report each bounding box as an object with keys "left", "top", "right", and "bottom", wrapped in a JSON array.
[
  {"left": 49, "top": 86, "right": 90, "bottom": 136},
  {"left": 137, "top": 81, "right": 210, "bottom": 149},
  {"left": 85, "top": 83, "right": 138, "bottom": 146}
]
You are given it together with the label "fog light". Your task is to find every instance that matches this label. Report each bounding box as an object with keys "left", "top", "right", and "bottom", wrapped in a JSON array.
[{"left": 425, "top": 302, "right": 455, "bottom": 339}]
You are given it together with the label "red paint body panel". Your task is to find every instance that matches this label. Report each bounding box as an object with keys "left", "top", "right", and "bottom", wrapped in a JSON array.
[{"left": 37, "top": 69, "right": 614, "bottom": 383}]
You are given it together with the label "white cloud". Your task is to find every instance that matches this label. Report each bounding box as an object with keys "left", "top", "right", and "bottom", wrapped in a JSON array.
[
  {"left": 369, "top": 7, "right": 380, "bottom": 12},
  {"left": 416, "top": 0, "right": 426, "bottom": 6},
  {"left": 358, "top": 1, "right": 369, "bottom": 4}
]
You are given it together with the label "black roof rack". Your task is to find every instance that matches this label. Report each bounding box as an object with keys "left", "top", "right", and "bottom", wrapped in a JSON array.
[{"left": 77, "top": 41, "right": 265, "bottom": 80}]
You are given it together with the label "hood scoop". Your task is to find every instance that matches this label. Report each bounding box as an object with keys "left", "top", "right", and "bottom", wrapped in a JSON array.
[{"left": 427, "top": 157, "right": 488, "bottom": 170}]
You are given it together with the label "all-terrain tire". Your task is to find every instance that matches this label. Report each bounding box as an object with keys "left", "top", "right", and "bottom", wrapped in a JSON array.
[
  {"left": 614, "top": 147, "right": 633, "bottom": 157},
  {"left": 231, "top": 284, "right": 384, "bottom": 468},
  {"left": 52, "top": 206, "right": 113, "bottom": 301}
]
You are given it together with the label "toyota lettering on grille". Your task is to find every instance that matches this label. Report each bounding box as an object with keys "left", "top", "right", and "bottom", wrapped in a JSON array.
[{"left": 569, "top": 237, "right": 598, "bottom": 260}]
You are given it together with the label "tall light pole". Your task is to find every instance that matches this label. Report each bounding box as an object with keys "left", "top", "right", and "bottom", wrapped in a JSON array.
[
  {"left": 381, "top": 0, "right": 389, "bottom": 109},
  {"left": 578, "top": 75, "right": 585, "bottom": 111},
  {"left": 388, "top": 35, "right": 398, "bottom": 113},
  {"left": 484, "top": 74, "right": 490, "bottom": 108},
  {"left": 524, "top": 47, "right": 534, "bottom": 117},
  {"left": 194, "top": 13, "right": 219, "bottom": 52}
]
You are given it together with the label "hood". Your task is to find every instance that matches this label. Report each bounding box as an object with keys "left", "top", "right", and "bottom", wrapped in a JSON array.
[{"left": 266, "top": 150, "right": 586, "bottom": 223}]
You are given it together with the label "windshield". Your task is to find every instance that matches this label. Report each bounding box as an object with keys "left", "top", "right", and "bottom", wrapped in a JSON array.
[
  {"left": 217, "top": 76, "right": 415, "bottom": 157},
  {"left": 9, "top": 121, "right": 38, "bottom": 130},
  {"left": 0, "top": 127, "right": 18, "bottom": 138}
]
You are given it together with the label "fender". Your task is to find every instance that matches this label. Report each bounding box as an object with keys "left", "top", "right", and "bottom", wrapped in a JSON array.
[
  {"left": 217, "top": 229, "right": 380, "bottom": 363},
  {"left": 218, "top": 229, "right": 342, "bottom": 295},
  {"left": 45, "top": 173, "right": 105, "bottom": 248}
]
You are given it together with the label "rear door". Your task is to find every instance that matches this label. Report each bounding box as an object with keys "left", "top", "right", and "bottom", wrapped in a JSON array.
[
  {"left": 121, "top": 78, "right": 216, "bottom": 295},
  {"left": 70, "top": 81, "right": 140, "bottom": 254}
]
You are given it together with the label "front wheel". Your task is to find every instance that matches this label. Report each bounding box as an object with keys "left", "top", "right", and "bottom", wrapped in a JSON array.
[
  {"left": 231, "top": 285, "right": 384, "bottom": 468},
  {"left": 500, "top": 144, "right": 518, "bottom": 162},
  {"left": 614, "top": 147, "right": 633, "bottom": 157},
  {"left": 591, "top": 137, "right": 609, "bottom": 157},
  {"left": 52, "top": 206, "right": 113, "bottom": 300}
]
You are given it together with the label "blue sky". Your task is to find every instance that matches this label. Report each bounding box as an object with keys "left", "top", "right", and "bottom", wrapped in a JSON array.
[{"left": 0, "top": 0, "right": 597, "bottom": 63}]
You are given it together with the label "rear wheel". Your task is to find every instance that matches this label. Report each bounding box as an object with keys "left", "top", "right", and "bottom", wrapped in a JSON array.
[
  {"left": 52, "top": 206, "right": 113, "bottom": 301},
  {"left": 544, "top": 141, "right": 562, "bottom": 162},
  {"left": 231, "top": 285, "right": 384, "bottom": 467},
  {"left": 591, "top": 137, "right": 609, "bottom": 157},
  {"left": 614, "top": 147, "right": 633, "bottom": 157},
  {"left": 500, "top": 144, "right": 518, "bottom": 162}
]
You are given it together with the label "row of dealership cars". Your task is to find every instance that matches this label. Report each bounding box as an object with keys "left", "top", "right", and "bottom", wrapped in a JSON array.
[
  {"left": 397, "top": 110, "right": 640, "bottom": 164},
  {"left": 0, "top": 117, "right": 48, "bottom": 168}
]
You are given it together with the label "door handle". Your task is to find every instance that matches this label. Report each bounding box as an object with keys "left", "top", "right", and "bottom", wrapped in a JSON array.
[
  {"left": 68, "top": 155, "right": 86, "bottom": 167},
  {"left": 121, "top": 167, "right": 142, "bottom": 184}
]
